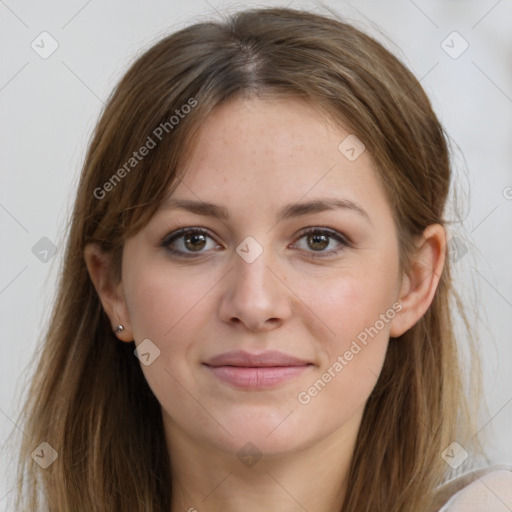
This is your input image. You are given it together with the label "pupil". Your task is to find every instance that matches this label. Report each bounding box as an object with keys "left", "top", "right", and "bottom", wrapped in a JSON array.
[
  {"left": 185, "top": 234, "right": 206, "bottom": 251},
  {"left": 308, "top": 233, "right": 328, "bottom": 251}
]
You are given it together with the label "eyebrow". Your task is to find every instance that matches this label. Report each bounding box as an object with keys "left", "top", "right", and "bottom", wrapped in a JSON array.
[{"left": 161, "top": 197, "right": 371, "bottom": 224}]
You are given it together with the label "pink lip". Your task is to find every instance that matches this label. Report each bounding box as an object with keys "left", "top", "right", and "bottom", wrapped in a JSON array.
[{"left": 203, "top": 350, "right": 313, "bottom": 389}]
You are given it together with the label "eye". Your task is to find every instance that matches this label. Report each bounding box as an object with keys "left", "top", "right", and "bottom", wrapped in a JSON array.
[
  {"left": 161, "top": 226, "right": 349, "bottom": 259},
  {"left": 292, "top": 227, "right": 349, "bottom": 256},
  {"left": 161, "top": 227, "right": 222, "bottom": 256}
]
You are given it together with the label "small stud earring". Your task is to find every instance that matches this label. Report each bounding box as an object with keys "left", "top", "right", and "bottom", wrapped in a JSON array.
[{"left": 114, "top": 325, "right": 124, "bottom": 334}]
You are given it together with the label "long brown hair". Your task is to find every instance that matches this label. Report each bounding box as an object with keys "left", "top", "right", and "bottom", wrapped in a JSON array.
[{"left": 12, "top": 6, "right": 482, "bottom": 511}]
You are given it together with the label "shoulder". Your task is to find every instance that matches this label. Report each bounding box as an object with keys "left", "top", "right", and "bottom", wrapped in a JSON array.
[{"left": 436, "top": 464, "right": 512, "bottom": 512}]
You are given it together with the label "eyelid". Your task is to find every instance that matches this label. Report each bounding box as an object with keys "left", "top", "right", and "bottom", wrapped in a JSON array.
[
  {"left": 293, "top": 226, "right": 351, "bottom": 245},
  {"left": 162, "top": 226, "right": 216, "bottom": 244}
]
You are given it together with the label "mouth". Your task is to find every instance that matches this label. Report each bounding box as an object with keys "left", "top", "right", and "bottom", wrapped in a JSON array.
[{"left": 203, "top": 350, "right": 313, "bottom": 389}]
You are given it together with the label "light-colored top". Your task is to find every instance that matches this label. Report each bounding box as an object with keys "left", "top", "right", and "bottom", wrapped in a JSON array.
[{"left": 435, "top": 464, "right": 512, "bottom": 511}]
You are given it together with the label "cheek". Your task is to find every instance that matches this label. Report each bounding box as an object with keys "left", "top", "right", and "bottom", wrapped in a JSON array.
[
  {"left": 123, "top": 262, "right": 217, "bottom": 343},
  {"left": 290, "top": 256, "right": 399, "bottom": 410},
  {"left": 295, "top": 268, "right": 398, "bottom": 347},
  {"left": 294, "top": 276, "right": 394, "bottom": 420},
  {"left": 121, "top": 264, "right": 215, "bottom": 420}
]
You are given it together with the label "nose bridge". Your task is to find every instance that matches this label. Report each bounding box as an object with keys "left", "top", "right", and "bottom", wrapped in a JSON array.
[
  {"left": 232, "top": 242, "right": 275, "bottom": 302},
  {"left": 218, "top": 236, "right": 291, "bottom": 330}
]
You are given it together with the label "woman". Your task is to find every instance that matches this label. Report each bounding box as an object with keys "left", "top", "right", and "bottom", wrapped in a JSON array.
[{"left": 13, "top": 6, "right": 512, "bottom": 511}]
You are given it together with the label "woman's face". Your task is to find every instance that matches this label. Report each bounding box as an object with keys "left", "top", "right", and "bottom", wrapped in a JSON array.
[{"left": 119, "top": 96, "right": 404, "bottom": 457}]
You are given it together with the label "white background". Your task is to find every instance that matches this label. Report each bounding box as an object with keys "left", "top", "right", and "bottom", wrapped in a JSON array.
[{"left": 1, "top": 0, "right": 511, "bottom": 507}]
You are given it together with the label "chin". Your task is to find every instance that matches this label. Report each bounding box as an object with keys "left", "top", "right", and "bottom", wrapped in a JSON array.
[{"left": 203, "top": 406, "right": 325, "bottom": 457}]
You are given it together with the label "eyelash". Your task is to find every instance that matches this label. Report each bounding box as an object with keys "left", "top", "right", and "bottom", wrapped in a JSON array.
[{"left": 160, "top": 227, "right": 350, "bottom": 259}]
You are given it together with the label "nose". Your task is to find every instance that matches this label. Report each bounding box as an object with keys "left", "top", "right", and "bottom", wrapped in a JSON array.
[{"left": 218, "top": 247, "right": 293, "bottom": 332}]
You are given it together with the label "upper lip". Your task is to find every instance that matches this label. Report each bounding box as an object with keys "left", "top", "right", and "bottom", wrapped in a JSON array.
[{"left": 204, "top": 350, "right": 312, "bottom": 367}]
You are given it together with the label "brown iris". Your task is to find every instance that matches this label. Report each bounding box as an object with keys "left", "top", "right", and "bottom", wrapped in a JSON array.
[
  {"left": 184, "top": 233, "right": 207, "bottom": 251},
  {"left": 307, "top": 232, "right": 329, "bottom": 251}
]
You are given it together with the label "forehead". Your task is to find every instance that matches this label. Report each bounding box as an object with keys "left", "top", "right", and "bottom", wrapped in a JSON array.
[{"left": 166, "top": 96, "right": 391, "bottom": 220}]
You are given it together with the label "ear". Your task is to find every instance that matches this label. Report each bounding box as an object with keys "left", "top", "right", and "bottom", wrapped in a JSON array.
[
  {"left": 389, "top": 224, "right": 446, "bottom": 338},
  {"left": 84, "top": 243, "right": 133, "bottom": 342}
]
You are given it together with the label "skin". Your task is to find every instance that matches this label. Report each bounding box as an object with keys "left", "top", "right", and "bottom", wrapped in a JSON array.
[{"left": 85, "top": 96, "right": 446, "bottom": 512}]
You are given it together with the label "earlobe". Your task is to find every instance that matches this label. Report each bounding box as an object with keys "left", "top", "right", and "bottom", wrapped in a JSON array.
[
  {"left": 84, "top": 243, "right": 133, "bottom": 342},
  {"left": 389, "top": 224, "right": 446, "bottom": 338}
]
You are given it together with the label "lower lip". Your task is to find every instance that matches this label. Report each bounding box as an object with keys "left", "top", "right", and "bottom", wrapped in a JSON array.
[{"left": 205, "top": 365, "right": 311, "bottom": 389}]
